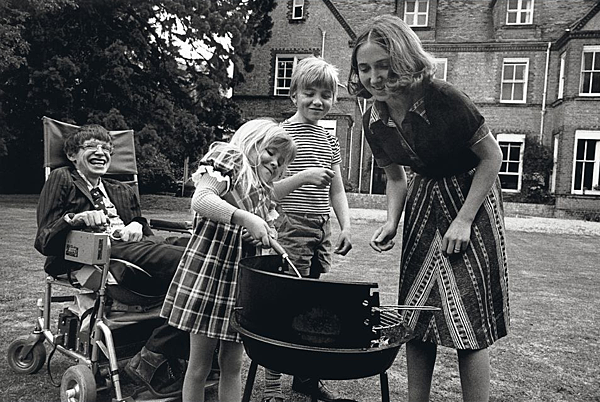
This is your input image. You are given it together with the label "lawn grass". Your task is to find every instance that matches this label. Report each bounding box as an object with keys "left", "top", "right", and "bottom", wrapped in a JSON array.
[{"left": 1, "top": 194, "right": 599, "bottom": 402}]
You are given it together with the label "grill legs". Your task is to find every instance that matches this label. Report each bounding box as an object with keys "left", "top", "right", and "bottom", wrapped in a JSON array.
[
  {"left": 242, "top": 360, "right": 259, "bottom": 402},
  {"left": 241, "top": 359, "right": 392, "bottom": 402}
]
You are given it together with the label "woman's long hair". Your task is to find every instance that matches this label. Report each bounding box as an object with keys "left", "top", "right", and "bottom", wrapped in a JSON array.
[{"left": 348, "top": 14, "right": 436, "bottom": 98}]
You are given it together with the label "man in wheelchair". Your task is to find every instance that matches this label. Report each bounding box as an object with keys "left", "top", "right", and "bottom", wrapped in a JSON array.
[{"left": 35, "top": 124, "right": 207, "bottom": 398}]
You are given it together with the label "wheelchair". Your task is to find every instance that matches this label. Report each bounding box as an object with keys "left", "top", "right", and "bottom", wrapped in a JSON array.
[{"left": 6, "top": 117, "right": 212, "bottom": 402}]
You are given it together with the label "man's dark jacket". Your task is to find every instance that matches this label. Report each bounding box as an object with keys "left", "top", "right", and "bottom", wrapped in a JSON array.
[{"left": 35, "top": 166, "right": 153, "bottom": 277}]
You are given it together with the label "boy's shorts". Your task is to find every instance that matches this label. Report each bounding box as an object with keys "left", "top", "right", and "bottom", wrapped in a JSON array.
[{"left": 274, "top": 211, "right": 332, "bottom": 278}]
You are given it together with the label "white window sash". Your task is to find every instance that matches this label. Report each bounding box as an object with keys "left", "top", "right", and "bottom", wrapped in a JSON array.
[
  {"left": 500, "top": 58, "right": 529, "bottom": 104},
  {"left": 404, "top": 0, "right": 429, "bottom": 27},
  {"left": 571, "top": 130, "right": 600, "bottom": 194},
  {"left": 433, "top": 58, "right": 447, "bottom": 81},
  {"left": 274, "top": 54, "right": 309, "bottom": 96},
  {"left": 497, "top": 133, "right": 525, "bottom": 192},
  {"left": 292, "top": 0, "right": 305, "bottom": 19},
  {"left": 506, "top": 0, "right": 534, "bottom": 25},
  {"left": 558, "top": 53, "right": 566, "bottom": 100},
  {"left": 579, "top": 46, "right": 600, "bottom": 96}
]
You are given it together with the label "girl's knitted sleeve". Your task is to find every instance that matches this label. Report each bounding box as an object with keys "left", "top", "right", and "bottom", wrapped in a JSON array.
[{"left": 191, "top": 172, "right": 238, "bottom": 223}]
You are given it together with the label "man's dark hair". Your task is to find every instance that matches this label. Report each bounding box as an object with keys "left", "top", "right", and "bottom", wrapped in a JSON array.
[{"left": 64, "top": 124, "right": 112, "bottom": 157}]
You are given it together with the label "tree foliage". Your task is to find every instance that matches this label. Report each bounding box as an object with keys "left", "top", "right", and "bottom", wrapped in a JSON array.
[{"left": 0, "top": 0, "right": 275, "bottom": 193}]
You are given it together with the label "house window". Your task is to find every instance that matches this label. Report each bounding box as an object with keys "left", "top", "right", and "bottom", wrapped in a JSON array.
[
  {"left": 501, "top": 58, "right": 529, "bottom": 103},
  {"left": 274, "top": 54, "right": 310, "bottom": 96},
  {"left": 498, "top": 134, "right": 525, "bottom": 192},
  {"left": 558, "top": 52, "right": 566, "bottom": 100},
  {"left": 506, "top": 0, "right": 534, "bottom": 25},
  {"left": 292, "top": 0, "right": 305, "bottom": 20},
  {"left": 433, "top": 58, "right": 447, "bottom": 81},
  {"left": 579, "top": 46, "right": 600, "bottom": 96},
  {"left": 404, "top": 0, "right": 429, "bottom": 27},
  {"left": 572, "top": 130, "right": 600, "bottom": 195}
]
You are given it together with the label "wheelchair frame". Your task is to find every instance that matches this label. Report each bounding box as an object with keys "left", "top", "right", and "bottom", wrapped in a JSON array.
[{"left": 7, "top": 117, "right": 195, "bottom": 402}]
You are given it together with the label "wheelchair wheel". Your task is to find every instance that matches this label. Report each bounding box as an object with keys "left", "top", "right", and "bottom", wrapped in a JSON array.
[
  {"left": 7, "top": 335, "right": 47, "bottom": 374},
  {"left": 60, "top": 364, "right": 97, "bottom": 402}
]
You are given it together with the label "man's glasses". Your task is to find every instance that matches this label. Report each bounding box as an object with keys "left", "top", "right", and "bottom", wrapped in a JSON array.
[{"left": 80, "top": 142, "right": 114, "bottom": 155}]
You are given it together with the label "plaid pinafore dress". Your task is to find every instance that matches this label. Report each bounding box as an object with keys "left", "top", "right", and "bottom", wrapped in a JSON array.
[{"left": 160, "top": 145, "right": 272, "bottom": 342}]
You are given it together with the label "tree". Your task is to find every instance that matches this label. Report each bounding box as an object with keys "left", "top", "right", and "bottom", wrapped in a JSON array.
[{"left": 0, "top": 0, "right": 276, "bottom": 193}]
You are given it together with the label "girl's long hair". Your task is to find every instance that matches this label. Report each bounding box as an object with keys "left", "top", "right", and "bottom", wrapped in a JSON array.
[
  {"left": 225, "top": 119, "right": 296, "bottom": 194},
  {"left": 348, "top": 14, "right": 436, "bottom": 98}
]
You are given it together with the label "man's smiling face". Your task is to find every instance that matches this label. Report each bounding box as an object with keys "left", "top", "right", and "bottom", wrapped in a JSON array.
[{"left": 68, "top": 140, "right": 113, "bottom": 184}]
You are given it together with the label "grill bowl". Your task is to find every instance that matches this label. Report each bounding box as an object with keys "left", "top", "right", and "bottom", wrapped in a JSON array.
[{"left": 231, "top": 311, "right": 413, "bottom": 380}]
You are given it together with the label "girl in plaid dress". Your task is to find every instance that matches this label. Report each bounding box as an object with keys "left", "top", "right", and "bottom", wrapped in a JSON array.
[{"left": 160, "top": 119, "right": 296, "bottom": 402}]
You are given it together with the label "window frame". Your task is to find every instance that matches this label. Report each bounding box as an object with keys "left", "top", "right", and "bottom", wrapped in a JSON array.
[
  {"left": 273, "top": 54, "right": 310, "bottom": 96},
  {"left": 571, "top": 130, "right": 600, "bottom": 195},
  {"left": 404, "top": 0, "right": 429, "bottom": 27},
  {"left": 579, "top": 45, "right": 600, "bottom": 96},
  {"left": 291, "top": 0, "right": 305, "bottom": 20},
  {"left": 433, "top": 57, "right": 447, "bottom": 81},
  {"left": 498, "top": 133, "right": 526, "bottom": 193},
  {"left": 506, "top": 0, "right": 534, "bottom": 25},
  {"left": 500, "top": 58, "right": 529, "bottom": 104},
  {"left": 557, "top": 52, "right": 566, "bottom": 100}
]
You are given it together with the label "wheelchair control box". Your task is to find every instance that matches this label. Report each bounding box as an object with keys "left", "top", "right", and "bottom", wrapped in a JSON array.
[{"left": 64, "top": 230, "right": 110, "bottom": 265}]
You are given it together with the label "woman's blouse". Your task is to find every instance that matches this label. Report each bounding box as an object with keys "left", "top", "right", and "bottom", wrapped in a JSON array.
[{"left": 363, "top": 79, "right": 491, "bottom": 178}]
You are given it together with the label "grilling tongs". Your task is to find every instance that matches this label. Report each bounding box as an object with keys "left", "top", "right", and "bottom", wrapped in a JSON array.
[{"left": 270, "top": 238, "right": 303, "bottom": 278}]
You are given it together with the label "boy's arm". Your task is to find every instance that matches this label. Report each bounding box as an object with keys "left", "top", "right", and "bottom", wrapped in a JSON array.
[
  {"left": 273, "top": 167, "right": 334, "bottom": 201},
  {"left": 329, "top": 164, "right": 352, "bottom": 255}
]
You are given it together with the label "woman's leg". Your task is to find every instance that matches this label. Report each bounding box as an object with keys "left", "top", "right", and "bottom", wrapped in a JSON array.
[
  {"left": 457, "top": 348, "right": 490, "bottom": 402},
  {"left": 406, "top": 340, "right": 437, "bottom": 402},
  {"left": 183, "top": 334, "right": 218, "bottom": 402},
  {"left": 218, "top": 340, "right": 244, "bottom": 402}
]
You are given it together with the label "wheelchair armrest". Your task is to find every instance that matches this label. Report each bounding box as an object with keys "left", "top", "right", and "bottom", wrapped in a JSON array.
[{"left": 149, "top": 218, "right": 192, "bottom": 233}]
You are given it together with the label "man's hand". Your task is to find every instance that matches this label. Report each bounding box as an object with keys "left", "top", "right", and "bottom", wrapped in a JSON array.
[
  {"left": 114, "top": 221, "right": 144, "bottom": 242},
  {"left": 70, "top": 210, "right": 109, "bottom": 229}
]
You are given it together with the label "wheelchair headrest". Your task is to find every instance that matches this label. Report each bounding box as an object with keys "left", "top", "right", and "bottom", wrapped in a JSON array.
[{"left": 43, "top": 116, "right": 137, "bottom": 175}]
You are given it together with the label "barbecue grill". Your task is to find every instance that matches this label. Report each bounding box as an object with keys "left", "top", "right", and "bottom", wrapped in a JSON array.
[{"left": 234, "top": 255, "right": 437, "bottom": 402}]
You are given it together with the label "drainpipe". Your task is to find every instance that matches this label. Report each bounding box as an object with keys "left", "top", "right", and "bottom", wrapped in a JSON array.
[
  {"left": 319, "top": 28, "right": 326, "bottom": 58},
  {"left": 540, "top": 41, "right": 551, "bottom": 143}
]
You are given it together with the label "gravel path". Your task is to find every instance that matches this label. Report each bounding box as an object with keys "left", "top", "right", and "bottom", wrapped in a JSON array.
[{"left": 348, "top": 208, "right": 600, "bottom": 236}]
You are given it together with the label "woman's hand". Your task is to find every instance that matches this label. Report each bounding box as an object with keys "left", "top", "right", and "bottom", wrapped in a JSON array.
[
  {"left": 442, "top": 217, "right": 472, "bottom": 255},
  {"left": 370, "top": 223, "right": 397, "bottom": 252}
]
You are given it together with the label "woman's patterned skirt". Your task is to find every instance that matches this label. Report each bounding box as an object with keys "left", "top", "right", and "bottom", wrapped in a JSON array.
[{"left": 399, "top": 170, "right": 509, "bottom": 349}]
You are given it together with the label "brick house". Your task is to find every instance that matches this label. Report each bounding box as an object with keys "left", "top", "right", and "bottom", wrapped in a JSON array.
[{"left": 233, "top": 0, "right": 600, "bottom": 215}]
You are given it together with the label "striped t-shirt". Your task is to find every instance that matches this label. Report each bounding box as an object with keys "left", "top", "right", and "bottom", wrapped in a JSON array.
[{"left": 279, "top": 121, "right": 341, "bottom": 214}]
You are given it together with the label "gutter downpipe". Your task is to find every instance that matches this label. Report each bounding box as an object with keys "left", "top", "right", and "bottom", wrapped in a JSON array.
[
  {"left": 319, "top": 28, "right": 326, "bottom": 58},
  {"left": 540, "top": 41, "right": 551, "bottom": 143}
]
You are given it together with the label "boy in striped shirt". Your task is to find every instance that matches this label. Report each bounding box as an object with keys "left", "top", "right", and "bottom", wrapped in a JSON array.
[{"left": 264, "top": 57, "right": 352, "bottom": 402}]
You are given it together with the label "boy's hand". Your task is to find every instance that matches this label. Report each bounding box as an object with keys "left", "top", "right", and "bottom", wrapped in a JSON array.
[
  {"left": 334, "top": 230, "right": 352, "bottom": 255},
  {"left": 302, "top": 167, "right": 335, "bottom": 187}
]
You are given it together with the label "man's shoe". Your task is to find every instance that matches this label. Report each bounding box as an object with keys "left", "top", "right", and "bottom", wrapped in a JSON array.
[
  {"left": 292, "top": 377, "right": 341, "bottom": 402},
  {"left": 125, "top": 347, "right": 184, "bottom": 398}
]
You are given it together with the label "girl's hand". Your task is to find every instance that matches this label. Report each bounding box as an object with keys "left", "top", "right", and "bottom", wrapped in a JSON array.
[
  {"left": 370, "top": 223, "right": 397, "bottom": 253},
  {"left": 334, "top": 230, "right": 352, "bottom": 255},
  {"left": 442, "top": 217, "right": 472, "bottom": 255},
  {"left": 301, "top": 168, "right": 335, "bottom": 187},
  {"left": 241, "top": 213, "right": 274, "bottom": 248}
]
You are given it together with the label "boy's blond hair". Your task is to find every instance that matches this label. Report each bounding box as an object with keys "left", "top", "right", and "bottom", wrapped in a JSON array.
[{"left": 289, "top": 56, "right": 340, "bottom": 102}]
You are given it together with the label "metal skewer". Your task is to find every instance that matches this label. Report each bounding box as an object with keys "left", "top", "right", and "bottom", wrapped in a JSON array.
[{"left": 270, "top": 239, "right": 303, "bottom": 278}]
